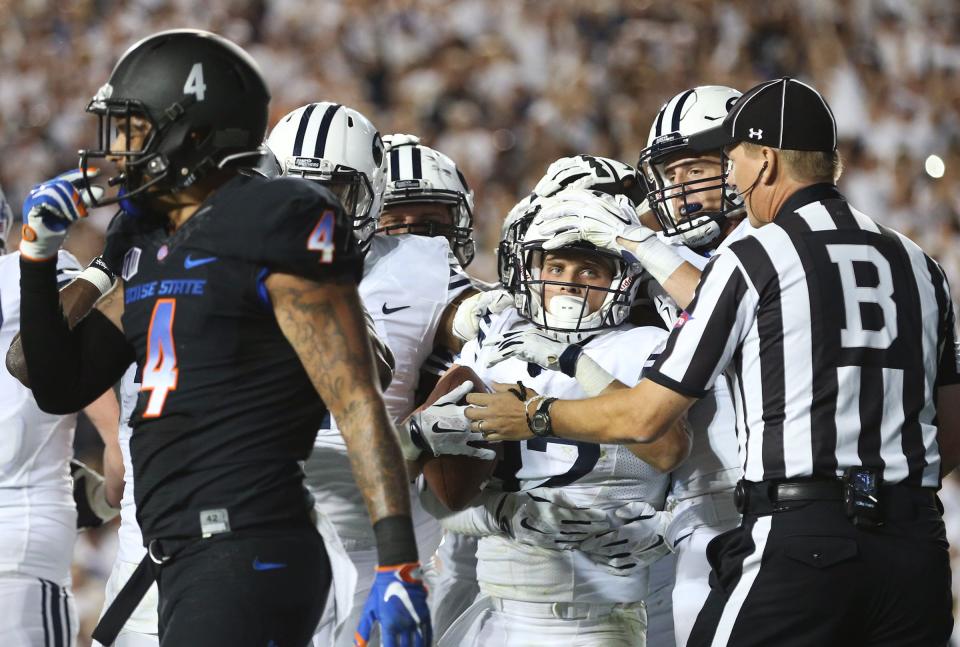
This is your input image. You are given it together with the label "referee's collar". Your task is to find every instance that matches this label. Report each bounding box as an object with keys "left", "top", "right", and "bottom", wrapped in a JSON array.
[{"left": 776, "top": 182, "right": 844, "bottom": 221}]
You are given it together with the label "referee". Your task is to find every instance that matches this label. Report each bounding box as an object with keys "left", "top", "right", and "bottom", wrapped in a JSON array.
[{"left": 468, "top": 78, "right": 960, "bottom": 646}]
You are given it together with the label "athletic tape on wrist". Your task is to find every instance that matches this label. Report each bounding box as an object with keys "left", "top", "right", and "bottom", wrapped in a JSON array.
[
  {"left": 78, "top": 260, "right": 116, "bottom": 296},
  {"left": 574, "top": 353, "right": 616, "bottom": 397},
  {"left": 636, "top": 237, "right": 685, "bottom": 286}
]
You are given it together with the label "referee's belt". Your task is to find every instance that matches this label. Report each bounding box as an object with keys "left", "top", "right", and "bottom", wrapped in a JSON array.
[{"left": 733, "top": 478, "right": 937, "bottom": 517}]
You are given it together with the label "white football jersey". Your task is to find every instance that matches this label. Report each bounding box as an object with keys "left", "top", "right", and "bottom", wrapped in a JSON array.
[
  {"left": 306, "top": 234, "right": 471, "bottom": 546},
  {"left": 115, "top": 364, "right": 146, "bottom": 564},
  {"left": 0, "top": 250, "right": 82, "bottom": 583},
  {"left": 459, "top": 309, "right": 670, "bottom": 604}
]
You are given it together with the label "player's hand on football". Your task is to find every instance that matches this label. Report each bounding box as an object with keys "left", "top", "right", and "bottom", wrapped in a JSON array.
[
  {"left": 20, "top": 168, "right": 104, "bottom": 261},
  {"left": 355, "top": 562, "right": 431, "bottom": 647},
  {"left": 486, "top": 329, "right": 572, "bottom": 373},
  {"left": 451, "top": 288, "right": 514, "bottom": 342},
  {"left": 578, "top": 505, "right": 673, "bottom": 576},
  {"left": 465, "top": 382, "right": 537, "bottom": 442},
  {"left": 405, "top": 381, "right": 497, "bottom": 460}
]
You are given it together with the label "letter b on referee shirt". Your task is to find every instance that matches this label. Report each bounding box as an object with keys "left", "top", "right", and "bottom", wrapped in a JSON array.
[{"left": 826, "top": 244, "right": 898, "bottom": 349}]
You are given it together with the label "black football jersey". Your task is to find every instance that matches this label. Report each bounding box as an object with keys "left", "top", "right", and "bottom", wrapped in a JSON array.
[{"left": 103, "top": 175, "right": 363, "bottom": 541}]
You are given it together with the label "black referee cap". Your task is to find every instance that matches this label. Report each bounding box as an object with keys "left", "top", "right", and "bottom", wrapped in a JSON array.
[{"left": 687, "top": 77, "right": 837, "bottom": 153}]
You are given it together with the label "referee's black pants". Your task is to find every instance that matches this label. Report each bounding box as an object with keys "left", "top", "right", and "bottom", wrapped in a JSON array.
[
  {"left": 687, "top": 492, "right": 952, "bottom": 647},
  {"left": 156, "top": 524, "right": 331, "bottom": 647}
]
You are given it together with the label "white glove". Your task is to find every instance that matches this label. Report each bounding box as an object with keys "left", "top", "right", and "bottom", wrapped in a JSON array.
[
  {"left": 543, "top": 220, "right": 684, "bottom": 286},
  {"left": 70, "top": 459, "right": 119, "bottom": 529},
  {"left": 403, "top": 381, "right": 496, "bottom": 461},
  {"left": 579, "top": 507, "right": 673, "bottom": 576},
  {"left": 486, "top": 328, "right": 569, "bottom": 372},
  {"left": 486, "top": 329, "right": 616, "bottom": 396},
  {"left": 495, "top": 490, "right": 628, "bottom": 549},
  {"left": 20, "top": 169, "right": 104, "bottom": 261},
  {"left": 451, "top": 288, "right": 514, "bottom": 342}
]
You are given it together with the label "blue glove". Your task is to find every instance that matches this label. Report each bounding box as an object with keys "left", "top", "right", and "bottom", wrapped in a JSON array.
[
  {"left": 20, "top": 169, "right": 103, "bottom": 260},
  {"left": 354, "top": 562, "right": 431, "bottom": 647}
]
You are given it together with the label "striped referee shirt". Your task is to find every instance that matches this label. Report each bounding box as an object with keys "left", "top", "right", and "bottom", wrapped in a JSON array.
[{"left": 647, "top": 183, "right": 960, "bottom": 487}]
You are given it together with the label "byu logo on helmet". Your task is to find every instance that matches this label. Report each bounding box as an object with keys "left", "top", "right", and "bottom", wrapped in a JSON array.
[{"left": 748, "top": 128, "right": 763, "bottom": 140}]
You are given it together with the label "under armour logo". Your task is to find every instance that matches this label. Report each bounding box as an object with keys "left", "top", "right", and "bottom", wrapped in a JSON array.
[{"left": 748, "top": 128, "right": 763, "bottom": 140}]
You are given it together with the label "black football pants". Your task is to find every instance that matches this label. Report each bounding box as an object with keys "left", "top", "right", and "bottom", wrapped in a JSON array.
[
  {"left": 688, "top": 497, "right": 952, "bottom": 647},
  {"left": 156, "top": 525, "right": 330, "bottom": 647}
]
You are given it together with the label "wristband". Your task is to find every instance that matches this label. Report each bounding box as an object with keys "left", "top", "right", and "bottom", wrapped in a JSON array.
[
  {"left": 77, "top": 257, "right": 116, "bottom": 296},
  {"left": 558, "top": 345, "right": 584, "bottom": 377},
  {"left": 373, "top": 514, "right": 419, "bottom": 566}
]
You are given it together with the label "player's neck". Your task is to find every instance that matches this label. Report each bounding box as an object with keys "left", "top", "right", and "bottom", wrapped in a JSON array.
[{"left": 159, "top": 177, "right": 226, "bottom": 231}]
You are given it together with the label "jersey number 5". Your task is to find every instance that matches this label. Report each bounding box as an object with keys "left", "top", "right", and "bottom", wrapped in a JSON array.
[{"left": 142, "top": 298, "right": 178, "bottom": 417}]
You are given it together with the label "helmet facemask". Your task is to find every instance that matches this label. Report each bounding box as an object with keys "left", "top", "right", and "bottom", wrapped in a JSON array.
[
  {"left": 516, "top": 245, "right": 636, "bottom": 343},
  {"left": 639, "top": 134, "right": 743, "bottom": 252},
  {"left": 497, "top": 197, "right": 541, "bottom": 292},
  {"left": 381, "top": 140, "right": 475, "bottom": 266},
  {"left": 283, "top": 157, "right": 378, "bottom": 253},
  {"left": 79, "top": 94, "right": 171, "bottom": 207},
  {"left": 378, "top": 190, "right": 474, "bottom": 266}
]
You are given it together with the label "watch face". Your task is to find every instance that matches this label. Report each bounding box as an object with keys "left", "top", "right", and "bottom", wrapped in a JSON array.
[{"left": 532, "top": 412, "right": 548, "bottom": 434}]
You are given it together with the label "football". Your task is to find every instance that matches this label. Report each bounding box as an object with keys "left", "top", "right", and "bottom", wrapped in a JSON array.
[{"left": 413, "top": 365, "right": 501, "bottom": 511}]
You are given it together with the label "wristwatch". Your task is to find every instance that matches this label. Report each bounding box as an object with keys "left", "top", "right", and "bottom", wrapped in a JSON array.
[{"left": 530, "top": 397, "right": 559, "bottom": 437}]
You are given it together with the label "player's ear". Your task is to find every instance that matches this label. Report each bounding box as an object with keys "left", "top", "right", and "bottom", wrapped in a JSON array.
[{"left": 761, "top": 147, "right": 778, "bottom": 185}]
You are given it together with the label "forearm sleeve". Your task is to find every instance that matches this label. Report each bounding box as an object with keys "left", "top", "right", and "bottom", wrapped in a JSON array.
[{"left": 19, "top": 258, "right": 135, "bottom": 414}]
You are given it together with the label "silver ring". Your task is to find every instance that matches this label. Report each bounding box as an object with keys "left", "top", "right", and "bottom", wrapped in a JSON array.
[{"left": 478, "top": 420, "right": 484, "bottom": 433}]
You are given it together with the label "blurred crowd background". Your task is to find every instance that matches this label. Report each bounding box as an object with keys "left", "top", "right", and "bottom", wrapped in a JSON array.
[{"left": 3, "top": 0, "right": 960, "bottom": 644}]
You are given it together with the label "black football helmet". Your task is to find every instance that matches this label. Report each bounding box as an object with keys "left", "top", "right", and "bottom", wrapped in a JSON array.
[{"left": 79, "top": 29, "right": 270, "bottom": 206}]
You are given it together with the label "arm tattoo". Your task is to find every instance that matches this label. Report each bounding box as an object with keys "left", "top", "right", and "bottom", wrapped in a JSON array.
[{"left": 268, "top": 272, "right": 410, "bottom": 522}]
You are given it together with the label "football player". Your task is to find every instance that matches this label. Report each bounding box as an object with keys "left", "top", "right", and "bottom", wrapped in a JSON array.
[
  {"left": 263, "top": 106, "right": 470, "bottom": 647},
  {"left": 0, "top": 182, "right": 123, "bottom": 647},
  {"left": 419, "top": 154, "right": 653, "bottom": 637},
  {"left": 13, "top": 30, "right": 429, "bottom": 647},
  {"left": 418, "top": 188, "right": 690, "bottom": 645},
  {"left": 467, "top": 86, "right": 747, "bottom": 647}
]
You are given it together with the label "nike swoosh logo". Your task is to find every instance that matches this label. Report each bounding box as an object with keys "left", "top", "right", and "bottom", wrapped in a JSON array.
[
  {"left": 184, "top": 255, "right": 217, "bottom": 269},
  {"left": 252, "top": 558, "right": 287, "bottom": 571},
  {"left": 431, "top": 422, "right": 463, "bottom": 435},
  {"left": 382, "top": 303, "right": 411, "bottom": 315},
  {"left": 702, "top": 115, "right": 724, "bottom": 121},
  {"left": 383, "top": 582, "right": 422, "bottom": 625}
]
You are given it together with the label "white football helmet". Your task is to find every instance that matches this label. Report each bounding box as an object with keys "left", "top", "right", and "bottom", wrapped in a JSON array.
[
  {"left": 266, "top": 102, "right": 386, "bottom": 252},
  {"left": 497, "top": 155, "right": 643, "bottom": 292},
  {"left": 380, "top": 134, "right": 476, "bottom": 266},
  {"left": 513, "top": 188, "right": 644, "bottom": 342},
  {"left": 0, "top": 184, "right": 12, "bottom": 255},
  {"left": 638, "top": 85, "right": 744, "bottom": 251}
]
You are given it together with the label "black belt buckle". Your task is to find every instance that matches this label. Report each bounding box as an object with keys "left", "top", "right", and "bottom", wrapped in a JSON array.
[
  {"left": 843, "top": 466, "right": 884, "bottom": 528},
  {"left": 734, "top": 481, "right": 748, "bottom": 513}
]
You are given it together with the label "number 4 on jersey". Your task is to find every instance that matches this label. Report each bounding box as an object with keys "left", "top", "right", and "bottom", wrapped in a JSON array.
[
  {"left": 142, "top": 298, "right": 179, "bottom": 417},
  {"left": 307, "top": 210, "right": 336, "bottom": 263}
]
